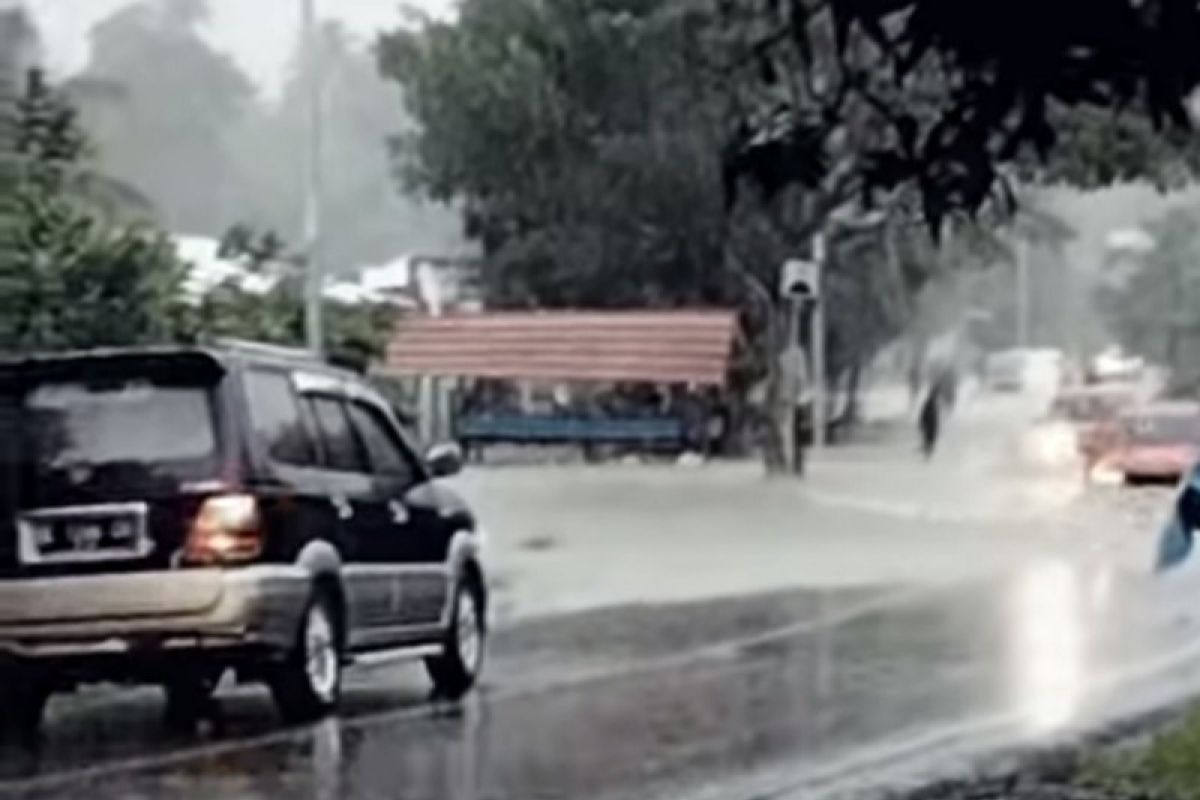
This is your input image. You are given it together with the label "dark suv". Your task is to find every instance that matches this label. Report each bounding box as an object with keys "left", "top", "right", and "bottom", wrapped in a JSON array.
[{"left": 0, "top": 342, "right": 487, "bottom": 736}]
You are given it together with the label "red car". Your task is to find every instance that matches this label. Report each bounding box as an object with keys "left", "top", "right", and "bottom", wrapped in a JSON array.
[
  {"left": 1049, "top": 385, "right": 1135, "bottom": 464},
  {"left": 1113, "top": 402, "right": 1200, "bottom": 485}
]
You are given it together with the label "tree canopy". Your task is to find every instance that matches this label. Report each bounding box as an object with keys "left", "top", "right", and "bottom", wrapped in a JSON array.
[
  {"left": 68, "top": 0, "right": 461, "bottom": 270},
  {"left": 727, "top": 0, "right": 1200, "bottom": 227},
  {"left": 379, "top": 0, "right": 974, "bottom": 400},
  {"left": 380, "top": 0, "right": 1168, "bottom": 364},
  {"left": 1099, "top": 205, "right": 1200, "bottom": 391},
  {"left": 0, "top": 67, "right": 395, "bottom": 367},
  {"left": 380, "top": 0, "right": 733, "bottom": 308},
  {"left": 0, "top": 69, "right": 188, "bottom": 352}
]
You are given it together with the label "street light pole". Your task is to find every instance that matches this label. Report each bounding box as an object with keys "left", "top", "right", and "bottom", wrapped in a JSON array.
[{"left": 301, "top": 0, "right": 324, "bottom": 356}]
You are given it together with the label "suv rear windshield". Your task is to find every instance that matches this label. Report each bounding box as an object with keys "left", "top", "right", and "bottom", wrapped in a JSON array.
[{"left": 17, "top": 380, "right": 217, "bottom": 479}]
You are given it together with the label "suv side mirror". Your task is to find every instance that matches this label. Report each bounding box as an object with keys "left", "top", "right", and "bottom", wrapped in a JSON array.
[{"left": 427, "top": 442, "right": 464, "bottom": 478}]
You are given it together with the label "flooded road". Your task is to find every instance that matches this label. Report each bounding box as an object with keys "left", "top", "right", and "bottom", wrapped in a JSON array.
[{"left": 3, "top": 392, "right": 1199, "bottom": 800}]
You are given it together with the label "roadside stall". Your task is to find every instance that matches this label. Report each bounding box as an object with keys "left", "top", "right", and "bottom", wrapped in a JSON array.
[{"left": 378, "top": 310, "right": 738, "bottom": 460}]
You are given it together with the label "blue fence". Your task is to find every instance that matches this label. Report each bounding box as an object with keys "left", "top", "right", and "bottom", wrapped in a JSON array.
[{"left": 457, "top": 414, "right": 686, "bottom": 445}]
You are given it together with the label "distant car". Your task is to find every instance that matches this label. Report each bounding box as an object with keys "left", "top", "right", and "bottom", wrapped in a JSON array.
[
  {"left": 1046, "top": 385, "right": 1137, "bottom": 467},
  {"left": 985, "top": 350, "right": 1027, "bottom": 392},
  {"left": 0, "top": 342, "right": 488, "bottom": 739},
  {"left": 1017, "top": 377, "right": 1128, "bottom": 470},
  {"left": 985, "top": 348, "right": 1063, "bottom": 394},
  {"left": 1089, "top": 349, "right": 1145, "bottom": 384},
  {"left": 1111, "top": 402, "right": 1200, "bottom": 485},
  {"left": 1051, "top": 385, "right": 1137, "bottom": 426}
]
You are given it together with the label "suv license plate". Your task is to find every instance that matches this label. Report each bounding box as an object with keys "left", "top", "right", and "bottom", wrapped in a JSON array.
[{"left": 18, "top": 504, "right": 150, "bottom": 565}]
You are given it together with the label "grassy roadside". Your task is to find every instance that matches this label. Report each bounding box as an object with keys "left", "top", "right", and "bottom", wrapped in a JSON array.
[
  {"left": 1081, "top": 707, "right": 1200, "bottom": 800},
  {"left": 900, "top": 706, "right": 1200, "bottom": 800}
]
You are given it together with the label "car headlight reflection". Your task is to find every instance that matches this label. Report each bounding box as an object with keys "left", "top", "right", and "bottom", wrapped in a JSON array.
[{"left": 1026, "top": 425, "right": 1078, "bottom": 466}]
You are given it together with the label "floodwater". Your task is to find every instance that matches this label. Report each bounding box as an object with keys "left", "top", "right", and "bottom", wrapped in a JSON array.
[{"left": 3, "top": 391, "right": 1198, "bottom": 800}]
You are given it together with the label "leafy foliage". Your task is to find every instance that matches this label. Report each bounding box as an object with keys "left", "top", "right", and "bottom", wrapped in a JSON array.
[
  {"left": 0, "top": 70, "right": 188, "bottom": 353},
  {"left": 189, "top": 279, "right": 397, "bottom": 373},
  {"left": 192, "top": 225, "right": 398, "bottom": 372},
  {"left": 2, "top": 71, "right": 395, "bottom": 368},
  {"left": 381, "top": 0, "right": 734, "bottom": 309},
  {"left": 1098, "top": 205, "right": 1200, "bottom": 391},
  {"left": 728, "top": 0, "right": 1200, "bottom": 228}
]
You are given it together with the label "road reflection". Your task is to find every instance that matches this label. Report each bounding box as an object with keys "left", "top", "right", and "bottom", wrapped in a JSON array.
[
  {"left": 1007, "top": 559, "right": 1086, "bottom": 733},
  {"left": 312, "top": 719, "right": 343, "bottom": 800},
  {"left": 293, "top": 702, "right": 489, "bottom": 800}
]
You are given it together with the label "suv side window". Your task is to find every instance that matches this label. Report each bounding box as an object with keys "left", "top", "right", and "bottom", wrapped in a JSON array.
[
  {"left": 244, "top": 368, "right": 318, "bottom": 466},
  {"left": 309, "top": 395, "right": 368, "bottom": 473},
  {"left": 346, "top": 401, "right": 417, "bottom": 485}
]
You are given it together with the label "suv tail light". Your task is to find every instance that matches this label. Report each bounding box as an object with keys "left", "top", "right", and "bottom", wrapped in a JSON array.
[{"left": 184, "top": 494, "right": 263, "bottom": 565}]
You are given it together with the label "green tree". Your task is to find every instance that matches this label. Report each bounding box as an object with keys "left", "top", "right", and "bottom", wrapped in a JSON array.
[
  {"left": 0, "top": 62, "right": 395, "bottom": 368},
  {"left": 191, "top": 279, "right": 397, "bottom": 373},
  {"left": 0, "top": 70, "right": 188, "bottom": 353},
  {"left": 0, "top": 6, "right": 39, "bottom": 272},
  {"left": 728, "top": 0, "right": 1200, "bottom": 228},
  {"left": 1101, "top": 206, "right": 1200, "bottom": 391},
  {"left": 381, "top": 0, "right": 733, "bottom": 308},
  {"left": 193, "top": 224, "right": 397, "bottom": 371}
]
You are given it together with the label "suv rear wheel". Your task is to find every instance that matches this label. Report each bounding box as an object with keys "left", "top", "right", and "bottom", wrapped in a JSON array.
[
  {"left": 0, "top": 669, "right": 53, "bottom": 744},
  {"left": 425, "top": 574, "right": 486, "bottom": 700},
  {"left": 163, "top": 668, "right": 223, "bottom": 732},
  {"left": 269, "top": 588, "right": 343, "bottom": 723}
]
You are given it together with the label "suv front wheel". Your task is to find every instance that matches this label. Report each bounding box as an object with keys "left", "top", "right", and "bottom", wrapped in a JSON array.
[{"left": 269, "top": 588, "right": 343, "bottom": 723}]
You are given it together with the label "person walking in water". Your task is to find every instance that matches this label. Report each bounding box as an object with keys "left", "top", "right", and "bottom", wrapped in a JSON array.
[{"left": 918, "top": 384, "right": 942, "bottom": 458}]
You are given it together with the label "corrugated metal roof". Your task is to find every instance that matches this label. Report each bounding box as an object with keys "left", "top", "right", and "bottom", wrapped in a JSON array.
[{"left": 383, "top": 310, "right": 738, "bottom": 385}]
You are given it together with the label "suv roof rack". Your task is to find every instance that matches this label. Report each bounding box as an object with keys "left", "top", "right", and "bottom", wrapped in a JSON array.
[{"left": 214, "top": 338, "right": 321, "bottom": 363}]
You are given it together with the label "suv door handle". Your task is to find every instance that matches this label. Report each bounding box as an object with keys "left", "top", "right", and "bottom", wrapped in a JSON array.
[{"left": 331, "top": 496, "right": 354, "bottom": 520}]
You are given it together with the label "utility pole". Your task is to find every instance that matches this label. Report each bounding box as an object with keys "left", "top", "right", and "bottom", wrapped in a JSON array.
[
  {"left": 781, "top": 255, "right": 821, "bottom": 472},
  {"left": 0, "top": 3, "right": 24, "bottom": 281},
  {"left": 778, "top": 292, "right": 802, "bottom": 473},
  {"left": 811, "top": 232, "right": 827, "bottom": 449},
  {"left": 301, "top": 0, "right": 324, "bottom": 355},
  {"left": 1015, "top": 237, "right": 1030, "bottom": 349}
]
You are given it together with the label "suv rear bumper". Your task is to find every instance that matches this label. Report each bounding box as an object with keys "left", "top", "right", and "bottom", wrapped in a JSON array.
[{"left": 0, "top": 567, "right": 310, "bottom": 661}]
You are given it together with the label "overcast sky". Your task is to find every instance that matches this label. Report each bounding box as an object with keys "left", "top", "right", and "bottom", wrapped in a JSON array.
[{"left": 26, "top": 0, "right": 453, "bottom": 96}]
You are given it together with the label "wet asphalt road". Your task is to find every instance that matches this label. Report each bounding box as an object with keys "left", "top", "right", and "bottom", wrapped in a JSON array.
[{"left": 3, "top": 392, "right": 1200, "bottom": 800}]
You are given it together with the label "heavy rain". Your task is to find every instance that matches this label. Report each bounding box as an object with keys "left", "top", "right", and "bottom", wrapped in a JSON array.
[{"left": 5, "top": 3, "right": 1200, "bottom": 800}]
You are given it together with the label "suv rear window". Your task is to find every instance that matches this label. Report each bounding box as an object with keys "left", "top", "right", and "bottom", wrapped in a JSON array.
[
  {"left": 244, "top": 369, "right": 318, "bottom": 467},
  {"left": 309, "top": 396, "right": 368, "bottom": 473},
  {"left": 23, "top": 381, "right": 216, "bottom": 474}
]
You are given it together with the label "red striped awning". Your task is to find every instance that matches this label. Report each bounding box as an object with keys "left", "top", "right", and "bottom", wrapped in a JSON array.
[{"left": 382, "top": 310, "right": 738, "bottom": 386}]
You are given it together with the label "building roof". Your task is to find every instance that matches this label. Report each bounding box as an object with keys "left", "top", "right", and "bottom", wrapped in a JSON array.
[
  {"left": 383, "top": 310, "right": 738, "bottom": 386},
  {"left": 174, "top": 235, "right": 279, "bottom": 300}
]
